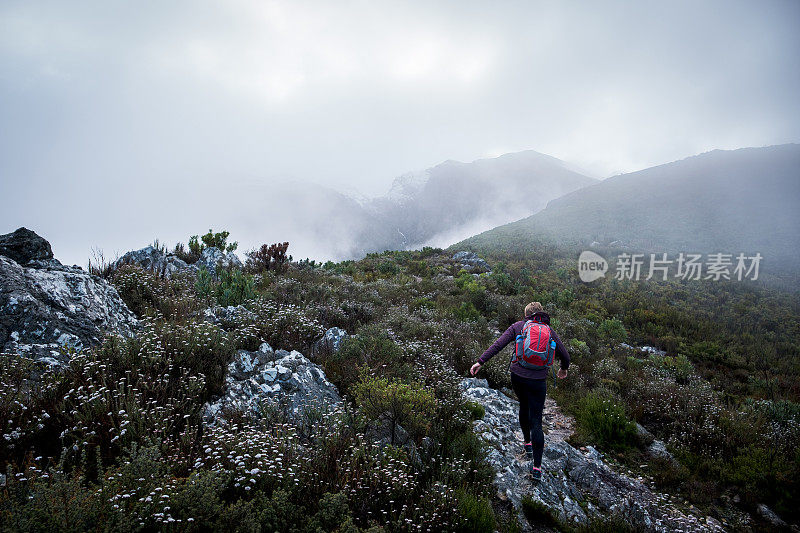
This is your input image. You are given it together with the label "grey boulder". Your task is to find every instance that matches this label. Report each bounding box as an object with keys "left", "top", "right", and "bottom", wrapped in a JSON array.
[
  {"left": 204, "top": 344, "right": 341, "bottom": 425},
  {"left": 203, "top": 304, "right": 257, "bottom": 327},
  {"left": 451, "top": 251, "right": 491, "bottom": 273},
  {"left": 113, "top": 246, "right": 189, "bottom": 278},
  {"left": 0, "top": 227, "right": 53, "bottom": 265},
  {"left": 313, "top": 327, "right": 349, "bottom": 356},
  {"left": 193, "top": 247, "right": 243, "bottom": 276},
  {"left": 0, "top": 253, "right": 138, "bottom": 366}
]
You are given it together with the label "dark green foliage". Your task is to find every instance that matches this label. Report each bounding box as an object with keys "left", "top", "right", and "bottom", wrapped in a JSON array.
[
  {"left": 455, "top": 489, "right": 496, "bottom": 533},
  {"left": 4, "top": 231, "right": 800, "bottom": 527},
  {"left": 521, "top": 496, "right": 560, "bottom": 528},
  {"left": 200, "top": 228, "right": 238, "bottom": 253},
  {"left": 353, "top": 372, "right": 437, "bottom": 445},
  {"left": 307, "top": 491, "right": 355, "bottom": 532},
  {"left": 453, "top": 301, "right": 481, "bottom": 322},
  {"left": 597, "top": 317, "right": 627, "bottom": 348},
  {"left": 216, "top": 268, "right": 256, "bottom": 306},
  {"left": 574, "top": 390, "right": 637, "bottom": 450},
  {"left": 196, "top": 266, "right": 256, "bottom": 307},
  {"left": 176, "top": 228, "right": 239, "bottom": 264},
  {"left": 407, "top": 259, "right": 430, "bottom": 276},
  {"left": 464, "top": 400, "right": 485, "bottom": 420},
  {"left": 324, "top": 326, "right": 410, "bottom": 393}
]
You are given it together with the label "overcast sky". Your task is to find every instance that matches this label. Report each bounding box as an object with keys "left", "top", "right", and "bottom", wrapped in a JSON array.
[{"left": 1, "top": 0, "right": 799, "bottom": 265}]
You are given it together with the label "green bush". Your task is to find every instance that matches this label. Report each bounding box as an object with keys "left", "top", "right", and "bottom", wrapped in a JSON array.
[
  {"left": 453, "top": 302, "right": 481, "bottom": 322},
  {"left": 200, "top": 228, "right": 238, "bottom": 253},
  {"left": 652, "top": 353, "right": 694, "bottom": 383},
  {"left": 195, "top": 266, "right": 256, "bottom": 307},
  {"left": 217, "top": 268, "right": 256, "bottom": 306},
  {"left": 455, "top": 489, "right": 495, "bottom": 533},
  {"left": 575, "top": 390, "right": 636, "bottom": 450},
  {"left": 353, "top": 372, "right": 437, "bottom": 445},
  {"left": 179, "top": 229, "right": 238, "bottom": 263},
  {"left": 323, "top": 326, "right": 410, "bottom": 393},
  {"left": 407, "top": 259, "right": 430, "bottom": 277},
  {"left": 465, "top": 400, "right": 485, "bottom": 420},
  {"left": 598, "top": 318, "right": 627, "bottom": 349}
]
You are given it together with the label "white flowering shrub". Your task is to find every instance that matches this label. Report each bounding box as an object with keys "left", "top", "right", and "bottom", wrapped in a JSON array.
[
  {"left": 244, "top": 298, "right": 327, "bottom": 353},
  {"left": 112, "top": 265, "right": 199, "bottom": 319}
]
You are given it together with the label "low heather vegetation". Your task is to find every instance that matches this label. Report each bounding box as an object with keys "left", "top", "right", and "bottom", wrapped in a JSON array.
[{"left": 1, "top": 232, "right": 798, "bottom": 530}]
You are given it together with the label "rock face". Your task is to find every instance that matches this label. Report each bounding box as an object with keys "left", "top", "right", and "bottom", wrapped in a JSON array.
[
  {"left": 193, "top": 247, "right": 243, "bottom": 276},
  {"left": 313, "top": 326, "right": 349, "bottom": 355},
  {"left": 204, "top": 343, "right": 341, "bottom": 425},
  {"left": 451, "top": 251, "right": 491, "bottom": 273},
  {"left": 0, "top": 227, "right": 53, "bottom": 265},
  {"left": 756, "top": 503, "right": 787, "bottom": 528},
  {"left": 461, "top": 378, "right": 724, "bottom": 532},
  {"left": 0, "top": 258, "right": 138, "bottom": 363},
  {"left": 113, "top": 245, "right": 242, "bottom": 278},
  {"left": 114, "top": 246, "right": 189, "bottom": 278},
  {"left": 0, "top": 234, "right": 138, "bottom": 366}
]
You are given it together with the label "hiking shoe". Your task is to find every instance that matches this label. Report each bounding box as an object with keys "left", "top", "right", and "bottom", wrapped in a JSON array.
[
  {"left": 530, "top": 465, "right": 543, "bottom": 482},
  {"left": 523, "top": 443, "right": 533, "bottom": 460}
]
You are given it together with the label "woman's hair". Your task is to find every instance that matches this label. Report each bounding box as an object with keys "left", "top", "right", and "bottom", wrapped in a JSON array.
[{"left": 524, "top": 302, "right": 544, "bottom": 317}]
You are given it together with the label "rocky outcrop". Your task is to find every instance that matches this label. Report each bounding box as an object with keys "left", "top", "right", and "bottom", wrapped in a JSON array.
[
  {"left": 204, "top": 343, "right": 341, "bottom": 425},
  {"left": 621, "top": 343, "right": 667, "bottom": 357},
  {"left": 114, "top": 246, "right": 189, "bottom": 278},
  {"left": 0, "top": 230, "right": 138, "bottom": 366},
  {"left": 313, "top": 326, "right": 349, "bottom": 355},
  {"left": 202, "top": 304, "right": 257, "bottom": 328},
  {"left": 756, "top": 503, "right": 788, "bottom": 529},
  {"left": 451, "top": 251, "right": 491, "bottom": 273},
  {"left": 193, "top": 247, "right": 243, "bottom": 276},
  {"left": 114, "top": 245, "right": 242, "bottom": 278},
  {"left": 0, "top": 227, "right": 53, "bottom": 265},
  {"left": 461, "top": 378, "right": 724, "bottom": 532}
]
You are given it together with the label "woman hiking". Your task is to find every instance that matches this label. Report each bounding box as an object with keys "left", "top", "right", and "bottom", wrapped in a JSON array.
[{"left": 470, "top": 302, "right": 569, "bottom": 482}]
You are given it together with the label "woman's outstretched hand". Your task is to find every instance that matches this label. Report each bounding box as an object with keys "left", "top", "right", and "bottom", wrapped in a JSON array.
[
  {"left": 470, "top": 362, "right": 482, "bottom": 376},
  {"left": 557, "top": 368, "right": 568, "bottom": 379}
]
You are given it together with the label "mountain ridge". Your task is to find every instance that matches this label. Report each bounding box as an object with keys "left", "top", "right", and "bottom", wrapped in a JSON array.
[{"left": 455, "top": 143, "right": 800, "bottom": 272}]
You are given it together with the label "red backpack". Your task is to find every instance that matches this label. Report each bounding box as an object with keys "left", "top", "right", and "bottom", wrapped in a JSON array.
[{"left": 513, "top": 319, "right": 556, "bottom": 369}]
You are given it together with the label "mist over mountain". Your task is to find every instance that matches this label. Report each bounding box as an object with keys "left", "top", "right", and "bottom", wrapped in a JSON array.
[
  {"left": 456, "top": 144, "right": 800, "bottom": 272},
  {"left": 249, "top": 150, "right": 596, "bottom": 261},
  {"left": 361, "top": 150, "right": 597, "bottom": 251}
]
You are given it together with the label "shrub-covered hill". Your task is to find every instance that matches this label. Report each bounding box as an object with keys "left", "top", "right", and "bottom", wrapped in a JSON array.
[
  {"left": 1, "top": 231, "right": 799, "bottom": 531},
  {"left": 456, "top": 144, "right": 800, "bottom": 275}
]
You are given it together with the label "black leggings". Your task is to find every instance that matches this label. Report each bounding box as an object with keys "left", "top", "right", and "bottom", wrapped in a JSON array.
[{"left": 510, "top": 372, "right": 547, "bottom": 467}]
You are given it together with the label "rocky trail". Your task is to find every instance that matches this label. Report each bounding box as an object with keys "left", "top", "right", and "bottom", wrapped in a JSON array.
[{"left": 461, "top": 378, "right": 727, "bottom": 532}]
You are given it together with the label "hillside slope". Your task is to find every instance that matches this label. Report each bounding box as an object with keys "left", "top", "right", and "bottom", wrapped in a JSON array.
[
  {"left": 456, "top": 144, "right": 800, "bottom": 271},
  {"left": 2, "top": 228, "right": 798, "bottom": 530}
]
